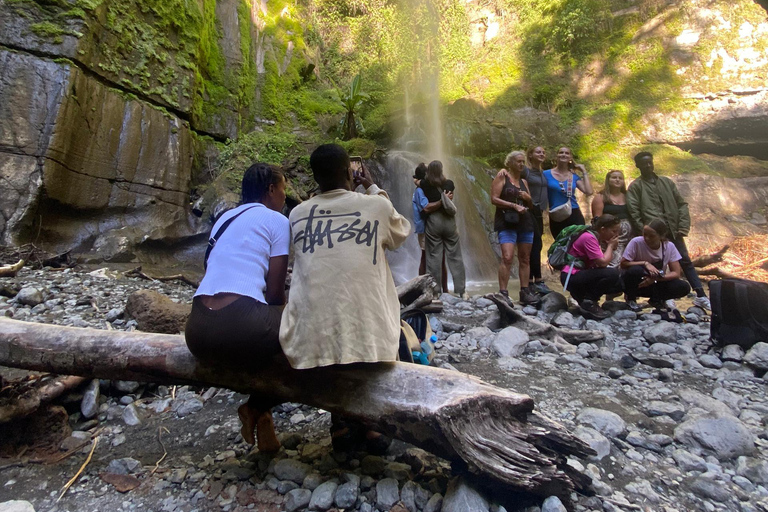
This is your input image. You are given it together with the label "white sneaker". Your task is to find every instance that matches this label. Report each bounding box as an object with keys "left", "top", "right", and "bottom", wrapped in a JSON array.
[
  {"left": 693, "top": 296, "right": 711, "bottom": 311},
  {"left": 665, "top": 299, "right": 677, "bottom": 310}
]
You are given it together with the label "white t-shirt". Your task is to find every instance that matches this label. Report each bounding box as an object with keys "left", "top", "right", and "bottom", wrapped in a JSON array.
[
  {"left": 622, "top": 236, "right": 682, "bottom": 273},
  {"left": 196, "top": 203, "right": 290, "bottom": 304}
]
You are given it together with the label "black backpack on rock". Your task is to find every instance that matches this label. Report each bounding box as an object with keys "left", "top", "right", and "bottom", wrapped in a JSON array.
[{"left": 709, "top": 278, "right": 768, "bottom": 349}]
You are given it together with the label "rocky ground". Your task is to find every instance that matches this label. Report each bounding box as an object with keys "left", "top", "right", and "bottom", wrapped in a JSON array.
[{"left": 1, "top": 267, "right": 768, "bottom": 512}]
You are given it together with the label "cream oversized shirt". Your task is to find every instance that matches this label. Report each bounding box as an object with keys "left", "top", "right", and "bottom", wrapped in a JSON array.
[{"left": 279, "top": 185, "right": 411, "bottom": 369}]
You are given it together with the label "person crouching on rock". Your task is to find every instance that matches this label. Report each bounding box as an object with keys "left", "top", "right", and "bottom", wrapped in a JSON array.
[
  {"left": 185, "top": 162, "right": 289, "bottom": 453},
  {"left": 620, "top": 219, "right": 691, "bottom": 313},
  {"left": 560, "top": 214, "right": 623, "bottom": 320}
]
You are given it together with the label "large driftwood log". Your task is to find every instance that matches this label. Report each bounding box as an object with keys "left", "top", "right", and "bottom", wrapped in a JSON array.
[
  {"left": 487, "top": 294, "right": 606, "bottom": 345},
  {"left": 0, "top": 318, "right": 593, "bottom": 497},
  {"left": 0, "top": 259, "right": 24, "bottom": 278}
]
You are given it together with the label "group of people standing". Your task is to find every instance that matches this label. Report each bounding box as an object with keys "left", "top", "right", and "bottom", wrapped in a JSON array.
[{"left": 491, "top": 147, "right": 711, "bottom": 320}]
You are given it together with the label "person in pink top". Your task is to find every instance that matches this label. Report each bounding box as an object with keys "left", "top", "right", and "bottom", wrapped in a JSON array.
[
  {"left": 620, "top": 218, "right": 691, "bottom": 312},
  {"left": 560, "top": 214, "right": 622, "bottom": 320}
]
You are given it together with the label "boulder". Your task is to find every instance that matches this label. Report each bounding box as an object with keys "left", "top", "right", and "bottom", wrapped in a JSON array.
[
  {"left": 674, "top": 415, "right": 755, "bottom": 460},
  {"left": 491, "top": 326, "right": 529, "bottom": 358},
  {"left": 576, "top": 408, "right": 626, "bottom": 438},
  {"left": 124, "top": 290, "right": 191, "bottom": 334},
  {"left": 744, "top": 342, "right": 768, "bottom": 371},
  {"left": 643, "top": 323, "right": 677, "bottom": 345},
  {"left": 441, "top": 477, "right": 489, "bottom": 512}
]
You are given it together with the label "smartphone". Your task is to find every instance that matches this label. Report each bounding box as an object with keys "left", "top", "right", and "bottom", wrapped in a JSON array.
[
  {"left": 350, "top": 156, "right": 363, "bottom": 178},
  {"left": 568, "top": 160, "right": 575, "bottom": 170}
]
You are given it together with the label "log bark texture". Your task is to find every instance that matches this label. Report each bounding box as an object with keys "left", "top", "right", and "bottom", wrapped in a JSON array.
[
  {"left": 487, "top": 294, "right": 606, "bottom": 344},
  {"left": 0, "top": 318, "right": 593, "bottom": 497},
  {"left": 397, "top": 275, "right": 440, "bottom": 312},
  {"left": 692, "top": 245, "right": 729, "bottom": 268},
  {"left": 0, "top": 375, "right": 86, "bottom": 423}
]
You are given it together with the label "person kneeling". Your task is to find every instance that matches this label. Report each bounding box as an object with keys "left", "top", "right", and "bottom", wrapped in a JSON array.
[
  {"left": 620, "top": 219, "right": 691, "bottom": 312},
  {"left": 560, "top": 214, "right": 623, "bottom": 320}
]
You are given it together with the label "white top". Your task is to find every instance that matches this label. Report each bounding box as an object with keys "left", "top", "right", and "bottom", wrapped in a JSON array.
[
  {"left": 195, "top": 203, "right": 290, "bottom": 303},
  {"left": 622, "top": 236, "right": 682, "bottom": 273},
  {"left": 279, "top": 185, "right": 411, "bottom": 369}
]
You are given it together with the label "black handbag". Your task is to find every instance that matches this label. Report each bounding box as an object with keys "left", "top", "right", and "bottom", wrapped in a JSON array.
[{"left": 503, "top": 209, "right": 520, "bottom": 225}]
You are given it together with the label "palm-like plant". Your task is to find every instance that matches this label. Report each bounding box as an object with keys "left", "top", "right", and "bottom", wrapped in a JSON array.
[{"left": 340, "top": 73, "right": 369, "bottom": 140}]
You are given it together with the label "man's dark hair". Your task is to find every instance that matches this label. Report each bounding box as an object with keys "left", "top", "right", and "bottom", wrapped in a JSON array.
[
  {"left": 242, "top": 162, "right": 283, "bottom": 204},
  {"left": 634, "top": 151, "right": 653, "bottom": 166},
  {"left": 310, "top": 144, "right": 350, "bottom": 188},
  {"left": 413, "top": 163, "right": 427, "bottom": 180},
  {"left": 443, "top": 179, "right": 455, "bottom": 193}
]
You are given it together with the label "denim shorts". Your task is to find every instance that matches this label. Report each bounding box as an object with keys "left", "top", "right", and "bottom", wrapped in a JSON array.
[{"left": 498, "top": 228, "right": 534, "bottom": 245}]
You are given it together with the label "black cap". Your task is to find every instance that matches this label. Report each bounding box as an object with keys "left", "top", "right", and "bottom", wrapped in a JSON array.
[{"left": 443, "top": 179, "right": 455, "bottom": 192}]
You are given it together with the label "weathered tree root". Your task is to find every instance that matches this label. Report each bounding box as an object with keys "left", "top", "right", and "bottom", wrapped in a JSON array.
[
  {"left": 487, "top": 293, "right": 605, "bottom": 345},
  {"left": 0, "top": 375, "right": 86, "bottom": 423},
  {"left": 124, "top": 266, "right": 200, "bottom": 288},
  {"left": 0, "top": 317, "right": 593, "bottom": 497},
  {"left": 397, "top": 274, "right": 441, "bottom": 313}
]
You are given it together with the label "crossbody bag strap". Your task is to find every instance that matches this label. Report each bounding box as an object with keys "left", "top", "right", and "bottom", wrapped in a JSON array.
[{"left": 204, "top": 205, "right": 260, "bottom": 270}]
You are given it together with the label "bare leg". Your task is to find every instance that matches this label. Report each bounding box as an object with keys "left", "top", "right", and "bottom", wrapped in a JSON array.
[
  {"left": 517, "top": 243, "right": 533, "bottom": 288},
  {"left": 238, "top": 395, "right": 280, "bottom": 453},
  {"left": 498, "top": 243, "right": 515, "bottom": 292}
]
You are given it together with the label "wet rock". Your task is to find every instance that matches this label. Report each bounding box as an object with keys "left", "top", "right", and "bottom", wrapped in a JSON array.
[
  {"left": 284, "top": 488, "right": 311, "bottom": 512},
  {"left": 375, "top": 478, "right": 400, "bottom": 510},
  {"left": 334, "top": 481, "right": 359, "bottom": 508},
  {"left": 674, "top": 416, "right": 755, "bottom": 459},
  {"left": 122, "top": 403, "right": 142, "bottom": 426},
  {"left": 736, "top": 456, "right": 768, "bottom": 485},
  {"left": 491, "top": 326, "right": 529, "bottom": 358},
  {"left": 541, "top": 495, "right": 566, "bottom": 512},
  {"left": 361, "top": 455, "right": 387, "bottom": 476},
  {"left": 699, "top": 354, "right": 723, "bottom": 369},
  {"left": 633, "top": 353, "right": 674, "bottom": 369},
  {"left": 644, "top": 323, "right": 676, "bottom": 345},
  {"left": 672, "top": 449, "right": 708, "bottom": 472},
  {"left": 608, "top": 367, "right": 624, "bottom": 379},
  {"left": 644, "top": 401, "right": 685, "bottom": 421},
  {"left": 689, "top": 477, "right": 730, "bottom": 502},
  {"left": 308, "top": 480, "right": 337, "bottom": 511},
  {"left": 80, "top": 379, "right": 100, "bottom": 419},
  {"left": 441, "top": 477, "right": 489, "bottom": 512},
  {"left": 744, "top": 343, "right": 768, "bottom": 371},
  {"left": 576, "top": 408, "right": 626, "bottom": 438},
  {"left": 15, "top": 287, "right": 43, "bottom": 307},
  {"left": 552, "top": 311, "right": 574, "bottom": 328},
  {"left": 424, "top": 493, "right": 443, "bottom": 512},
  {"left": 613, "top": 310, "right": 637, "bottom": 321},
  {"left": 384, "top": 462, "right": 412, "bottom": 481},
  {"left": 106, "top": 457, "right": 141, "bottom": 475},
  {"left": 540, "top": 292, "right": 568, "bottom": 314},
  {"left": 722, "top": 345, "right": 745, "bottom": 362},
  {"left": 574, "top": 426, "right": 610, "bottom": 460},
  {"left": 175, "top": 398, "right": 204, "bottom": 418},
  {"left": 273, "top": 459, "right": 312, "bottom": 484},
  {"left": 0, "top": 501, "right": 35, "bottom": 512},
  {"left": 114, "top": 380, "right": 140, "bottom": 394}
]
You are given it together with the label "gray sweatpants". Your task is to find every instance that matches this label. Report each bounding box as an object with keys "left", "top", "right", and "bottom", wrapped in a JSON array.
[{"left": 425, "top": 211, "right": 466, "bottom": 296}]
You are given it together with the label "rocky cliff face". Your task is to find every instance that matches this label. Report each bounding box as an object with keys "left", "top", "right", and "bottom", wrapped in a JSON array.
[{"left": 0, "top": 0, "right": 311, "bottom": 264}]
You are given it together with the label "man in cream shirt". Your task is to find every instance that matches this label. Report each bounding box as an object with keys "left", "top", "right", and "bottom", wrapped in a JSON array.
[{"left": 279, "top": 144, "right": 411, "bottom": 369}]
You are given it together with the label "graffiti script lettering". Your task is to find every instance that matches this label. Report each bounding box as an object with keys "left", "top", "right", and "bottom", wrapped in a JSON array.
[{"left": 292, "top": 205, "right": 380, "bottom": 264}]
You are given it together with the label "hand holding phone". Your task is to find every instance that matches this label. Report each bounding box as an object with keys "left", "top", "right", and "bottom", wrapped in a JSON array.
[{"left": 350, "top": 156, "right": 373, "bottom": 189}]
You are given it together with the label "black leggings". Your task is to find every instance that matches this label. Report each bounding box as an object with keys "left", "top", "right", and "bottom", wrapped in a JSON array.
[
  {"left": 561, "top": 267, "right": 622, "bottom": 302},
  {"left": 530, "top": 206, "right": 544, "bottom": 280},
  {"left": 185, "top": 296, "right": 284, "bottom": 410},
  {"left": 549, "top": 208, "right": 586, "bottom": 239},
  {"left": 622, "top": 265, "right": 691, "bottom": 302}
]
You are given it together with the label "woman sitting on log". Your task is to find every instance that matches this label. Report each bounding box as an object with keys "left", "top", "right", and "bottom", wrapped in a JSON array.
[
  {"left": 591, "top": 169, "right": 633, "bottom": 267},
  {"left": 620, "top": 219, "right": 691, "bottom": 312},
  {"left": 185, "top": 162, "right": 289, "bottom": 452},
  {"left": 491, "top": 150, "right": 540, "bottom": 305},
  {"left": 560, "top": 214, "right": 622, "bottom": 320}
]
